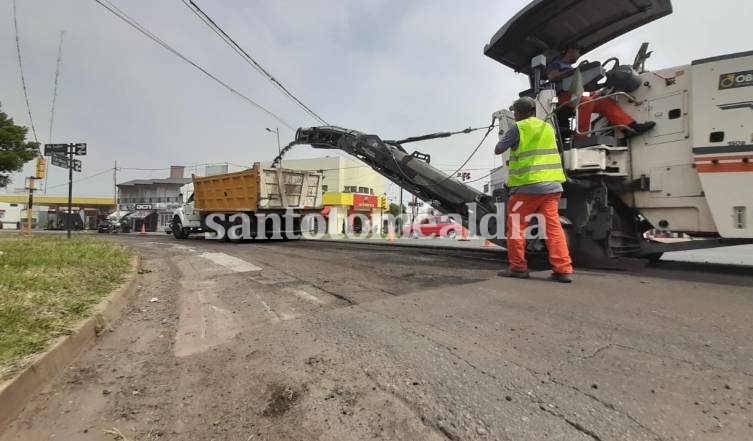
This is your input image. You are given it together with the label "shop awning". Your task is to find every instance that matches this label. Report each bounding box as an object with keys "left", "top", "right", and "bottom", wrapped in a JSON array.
[
  {"left": 107, "top": 210, "right": 130, "bottom": 220},
  {"left": 127, "top": 210, "right": 156, "bottom": 219},
  {"left": 320, "top": 206, "right": 331, "bottom": 216}
]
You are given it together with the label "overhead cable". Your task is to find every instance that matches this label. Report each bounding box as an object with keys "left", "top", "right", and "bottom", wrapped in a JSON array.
[
  {"left": 182, "top": 0, "right": 328, "bottom": 125},
  {"left": 12, "top": 0, "right": 38, "bottom": 142},
  {"left": 93, "top": 0, "right": 294, "bottom": 130}
]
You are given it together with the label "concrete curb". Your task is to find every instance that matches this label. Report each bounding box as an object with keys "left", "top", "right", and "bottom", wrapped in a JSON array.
[{"left": 0, "top": 254, "right": 141, "bottom": 434}]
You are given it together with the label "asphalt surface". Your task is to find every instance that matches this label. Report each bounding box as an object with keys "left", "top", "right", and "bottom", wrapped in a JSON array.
[{"left": 2, "top": 235, "right": 752, "bottom": 441}]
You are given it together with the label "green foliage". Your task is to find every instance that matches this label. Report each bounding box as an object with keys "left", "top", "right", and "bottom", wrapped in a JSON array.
[
  {"left": 0, "top": 103, "right": 40, "bottom": 188},
  {"left": 388, "top": 203, "right": 405, "bottom": 217},
  {"left": 0, "top": 236, "right": 132, "bottom": 379}
]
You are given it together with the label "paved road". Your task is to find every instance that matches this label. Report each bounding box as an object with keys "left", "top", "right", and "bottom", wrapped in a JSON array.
[
  {"left": 2, "top": 236, "right": 752, "bottom": 441},
  {"left": 319, "top": 236, "right": 753, "bottom": 266}
]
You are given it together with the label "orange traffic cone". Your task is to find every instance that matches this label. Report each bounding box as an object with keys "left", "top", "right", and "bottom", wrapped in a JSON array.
[
  {"left": 387, "top": 224, "right": 395, "bottom": 242},
  {"left": 484, "top": 239, "right": 494, "bottom": 248},
  {"left": 140, "top": 223, "right": 146, "bottom": 236},
  {"left": 458, "top": 227, "right": 469, "bottom": 241}
]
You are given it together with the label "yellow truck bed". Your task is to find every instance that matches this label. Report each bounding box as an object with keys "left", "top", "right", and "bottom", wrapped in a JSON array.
[{"left": 192, "top": 164, "right": 322, "bottom": 212}]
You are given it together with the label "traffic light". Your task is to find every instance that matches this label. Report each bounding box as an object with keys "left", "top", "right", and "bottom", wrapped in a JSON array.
[
  {"left": 456, "top": 171, "right": 471, "bottom": 182},
  {"left": 35, "top": 157, "right": 47, "bottom": 179},
  {"left": 381, "top": 196, "right": 389, "bottom": 210}
]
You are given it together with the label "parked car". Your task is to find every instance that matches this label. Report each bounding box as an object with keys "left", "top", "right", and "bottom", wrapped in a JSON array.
[
  {"left": 97, "top": 221, "right": 111, "bottom": 233},
  {"left": 402, "top": 215, "right": 466, "bottom": 239},
  {"left": 98, "top": 219, "right": 125, "bottom": 234}
]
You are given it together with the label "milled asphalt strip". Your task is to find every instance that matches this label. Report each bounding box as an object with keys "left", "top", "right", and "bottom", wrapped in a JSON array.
[
  {"left": 197, "top": 252, "right": 262, "bottom": 272},
  {"left": 283, "top": 287, "right": 326, "bottom": 305}
]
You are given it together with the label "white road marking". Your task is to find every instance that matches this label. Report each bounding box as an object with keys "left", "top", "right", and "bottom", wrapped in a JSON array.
[{"left": 198, "top": 252, "right": 262, "bottom": 272}]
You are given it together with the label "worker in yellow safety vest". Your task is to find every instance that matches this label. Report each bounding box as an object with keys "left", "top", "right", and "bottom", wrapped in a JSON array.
[{"left": 495, "top": 97, "right": 574, "bottom": 283}]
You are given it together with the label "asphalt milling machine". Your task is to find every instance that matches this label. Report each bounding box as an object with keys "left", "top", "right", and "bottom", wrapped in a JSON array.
[{"left": 281, "top": 0, "right": 753, "bottom": 266}]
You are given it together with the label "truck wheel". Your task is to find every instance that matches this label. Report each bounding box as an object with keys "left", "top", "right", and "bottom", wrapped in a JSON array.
[{"left": 172, "top": 218, "right": 187, "bottom": 239}]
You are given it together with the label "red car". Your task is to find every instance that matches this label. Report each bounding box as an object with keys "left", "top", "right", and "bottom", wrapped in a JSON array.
[{"left": 402, "top": 215, "right": 467, "bottom": 239}]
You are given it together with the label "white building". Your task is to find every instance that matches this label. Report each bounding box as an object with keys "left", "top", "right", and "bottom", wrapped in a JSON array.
[{"left": 0, "top": 203, "right": 22, "bottom": 230}]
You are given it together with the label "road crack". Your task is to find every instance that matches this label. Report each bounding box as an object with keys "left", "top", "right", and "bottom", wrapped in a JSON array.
[
  {"left": 538, "top": 404, "right": 602, "bottom": 441},
  {"left": 360, "top": 308, "right": 670, "bottom": 441},
  {"left": 612, "top": 343, "right": 753, "bottom": 378},
  {"left": 547, "top": 378, "right": 664, "bottom": 441}
]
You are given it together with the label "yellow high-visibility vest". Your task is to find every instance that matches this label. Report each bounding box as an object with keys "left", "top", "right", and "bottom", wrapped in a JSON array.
[{"left": 507, "top": 117, "right": 566, "bottom": 187}]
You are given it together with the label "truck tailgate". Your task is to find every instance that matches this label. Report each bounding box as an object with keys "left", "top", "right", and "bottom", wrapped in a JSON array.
[{"left": 259, "top": 168, "right": 322, "bottom": 209}]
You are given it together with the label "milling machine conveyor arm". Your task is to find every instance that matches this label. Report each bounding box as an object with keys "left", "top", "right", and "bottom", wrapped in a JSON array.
[{"left": 294, "top": 126, "right": 500, "bottom": 235}]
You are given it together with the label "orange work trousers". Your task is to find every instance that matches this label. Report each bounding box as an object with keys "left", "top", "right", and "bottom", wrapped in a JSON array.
[
  {"left": 559, "top": 92, "right": 634, "bottom": 135},
  {"left": 506, "top": 192, "right": 573, "bottom": 274}
]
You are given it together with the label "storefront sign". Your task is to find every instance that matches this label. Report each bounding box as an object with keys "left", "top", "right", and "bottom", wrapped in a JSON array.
[
  {"left": 135, "top": 204, "right": 153, "bottom": 210},
  {"left": 353, "top": 194, "right": 378, "bottom": 209}
]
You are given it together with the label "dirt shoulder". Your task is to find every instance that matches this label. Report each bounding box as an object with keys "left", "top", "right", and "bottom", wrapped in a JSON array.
[{"left": 0, "top": 239, "right": 444, "bottom": 441}]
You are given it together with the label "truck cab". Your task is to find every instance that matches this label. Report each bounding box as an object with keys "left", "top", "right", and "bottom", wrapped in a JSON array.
[{"left": 172, "top": 183, "right": 202, "bottom": 238}]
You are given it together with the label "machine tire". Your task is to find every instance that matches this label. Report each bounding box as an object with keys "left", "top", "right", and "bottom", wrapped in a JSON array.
[
  {"left": 447, "top": 230, "right": 458, "bottom": 240},
  {"left": 643, "top": 252, "right": 664, "bottom": 263}
]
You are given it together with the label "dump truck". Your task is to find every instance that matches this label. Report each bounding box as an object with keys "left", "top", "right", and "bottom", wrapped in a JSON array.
[
  {"left": 288, "top": 0, "right": 753, "bottom": 265},
  {"left": 171, "top": 163, "right": 323, "bottom": 241}
]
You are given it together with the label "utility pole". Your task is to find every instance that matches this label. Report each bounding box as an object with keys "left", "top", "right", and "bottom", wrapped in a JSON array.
[
  {"left": 67, "top": 144, "right": 73, "bottom": 239},
  {"left": 23, "top": 158, "right": 47, "bottom": 235},
  {"left": 398, "top": 188, "right": 403, "bottom": 231},
  {"left": 45, "top": 31, "right": 65, "bottom": 195},
  {"left": 113, "top": 160, "right": 118, "bottom": 208},
  {"left": 23, "top": 177, "right": 36, "bottom": 236}
]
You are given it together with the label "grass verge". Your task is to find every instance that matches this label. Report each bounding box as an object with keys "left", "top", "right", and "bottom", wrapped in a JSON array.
[{"left": 0, "top": 235, "right": 132, "bottom": 380}]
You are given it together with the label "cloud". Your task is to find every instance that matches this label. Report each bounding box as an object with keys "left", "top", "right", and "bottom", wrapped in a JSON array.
[{"left": 1, "top": 0, "right": 750, "bottom": 199}]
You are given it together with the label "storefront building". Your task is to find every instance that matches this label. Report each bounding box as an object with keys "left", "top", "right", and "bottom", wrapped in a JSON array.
[
  {"left": 0, "top": 196, "right": 115, "bottom": 230},
  {"left": 321, "top": 192, "right": 388, "bottom": 234},
  {"left": 117, "top": 166, "right": 191, "bottom": 232}
]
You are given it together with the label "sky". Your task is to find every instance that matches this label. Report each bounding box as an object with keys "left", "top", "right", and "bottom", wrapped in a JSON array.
[{"left": 2, "top": 0, "right": 752, "bottom": 202}]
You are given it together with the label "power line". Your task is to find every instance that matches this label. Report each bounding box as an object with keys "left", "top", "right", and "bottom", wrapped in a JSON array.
[
  {"left": 12, "top": 0, "right": 38, "bottom": 143},
  {"left": 45, "top": 31, "right": 65, "bottom": 195},
  {"left": 45, "top": 167, "right": 114, "bottom": 190},
  {"left": 92, "top": 0, "right": 295, "bottom": 130},
  {"left": 182, "top": 0, "right": 328, "bottom": 125},
  {"left": 48, "top": 30, "right": 65, "bottom": 143}
]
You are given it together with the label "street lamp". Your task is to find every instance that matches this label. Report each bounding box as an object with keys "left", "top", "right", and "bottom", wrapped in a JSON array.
[{"left": 265, "top": 127, "right": 281, "bottom": 167}]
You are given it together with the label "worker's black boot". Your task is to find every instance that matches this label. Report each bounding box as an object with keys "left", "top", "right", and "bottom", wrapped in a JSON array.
[
  {"left": 498, "top": 268, "right": 530, "bottom": 279},
  {"left": 627, "top": 121, "right": 656, "bottom": 135},
  {"left": 550, "top": 272, "right": 573, "bottom": 283}
]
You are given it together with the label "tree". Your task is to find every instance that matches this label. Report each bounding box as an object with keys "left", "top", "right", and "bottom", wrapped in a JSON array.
[
  {"left": 388, "top": 203, "right": 405, "bottom": 218},
  {"left": 0, "top": 104, "right": 39, "bottom": 188}
]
